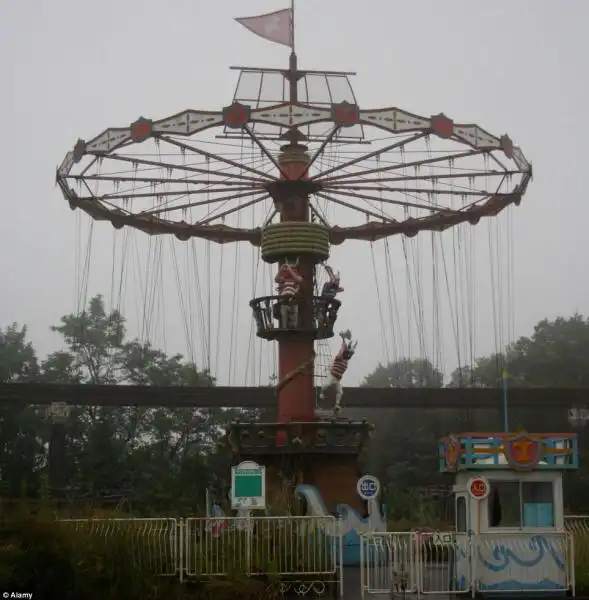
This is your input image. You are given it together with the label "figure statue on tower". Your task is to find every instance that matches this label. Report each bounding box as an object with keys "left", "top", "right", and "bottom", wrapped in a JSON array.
[
  {"left": 274, "top": 259, "right": 304, "bottom": 329},
  {"left": 321, "top": 329, "right": 358, "bottom": 415},
  {"left": 318, "top": 264, "right": 343, "bottom": 327}
]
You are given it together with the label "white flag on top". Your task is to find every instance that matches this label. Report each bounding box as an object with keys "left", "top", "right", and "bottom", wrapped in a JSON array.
[{"left": 235, "top": 8, "right": 293, "bottom": 48}]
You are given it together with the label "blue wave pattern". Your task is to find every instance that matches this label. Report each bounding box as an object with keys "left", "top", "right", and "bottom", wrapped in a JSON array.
[
  {"left": 478, "top": 578, "right": 565, "bottom": 591},
  {"left": 477, "top": 535, "right": 565, "bottom": 573}
]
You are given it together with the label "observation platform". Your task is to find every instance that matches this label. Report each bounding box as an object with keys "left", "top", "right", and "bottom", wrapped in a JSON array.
[
  {"left": 250, "top": 295, "right": 341, "bottom": 341},
  {"left": 439, "top": 432, "right": 579, "bottom": 472},
  {"left": 226, "top": 418, "right": 373, "bottom": 456}
]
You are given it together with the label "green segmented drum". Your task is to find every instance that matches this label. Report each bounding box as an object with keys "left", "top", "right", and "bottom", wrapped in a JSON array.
[{"left": 261, "top": 222, "right": 330, "bottom": 264}]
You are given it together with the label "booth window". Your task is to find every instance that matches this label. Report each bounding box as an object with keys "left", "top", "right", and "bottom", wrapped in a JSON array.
[{"left": 489, "top": 480, "right": 554, "bottom": 528}]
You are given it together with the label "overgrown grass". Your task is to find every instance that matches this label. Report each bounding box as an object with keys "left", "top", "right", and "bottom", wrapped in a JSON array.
[
  {"left": 0, "top": 509, "right": 282, "bottom": 600},
  {"left": 574, "top": 530, "right": 589, "bottom": 593},
  {"left": 189, "top": 521, "right": 333, "bottom": 577}
]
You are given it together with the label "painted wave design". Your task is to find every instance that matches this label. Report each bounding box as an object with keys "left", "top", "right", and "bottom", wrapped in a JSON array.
[
  {"left": 478, "top": 535, "right": 565, "bottom": 572},
  {"left": 295, "top": 484, "right": 385, "bottom": 535},
  {"left": 478, "top": 578, "right": 565, "bottom": 590}
]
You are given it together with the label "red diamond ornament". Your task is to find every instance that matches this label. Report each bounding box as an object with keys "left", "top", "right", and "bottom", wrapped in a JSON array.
[
  {"left": 130, "top": 117, "right": 153, "bottom": 143},
  {"left": 431, "top": 113, "right": 454, "bottom": 138},
  {"left": 331, "top": 101, "right": 360, "bottom": 127},
  {"left": 223, "top": 102, "right": 251, "bottom": 129}
]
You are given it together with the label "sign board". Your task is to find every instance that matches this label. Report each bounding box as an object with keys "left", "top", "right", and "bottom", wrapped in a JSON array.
[
  {"left": 467, "top": 476, "right": 490, "bottom": 501},
  {"left": 231, "top": 460, "right": 266, "bottom": 510},
  {"left": 432, "top": 532, "right": 455, "bottom": 546},
  {"left": 357, "top": 475, "right": 381, "bottom": 501}
]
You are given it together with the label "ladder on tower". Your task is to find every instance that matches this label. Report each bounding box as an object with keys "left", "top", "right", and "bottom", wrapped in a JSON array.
[{"left": 313, "top": 259, "right": 333, "bottom": 408}]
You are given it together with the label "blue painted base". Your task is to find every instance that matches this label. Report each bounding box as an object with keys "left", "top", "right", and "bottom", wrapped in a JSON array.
[
  {"left": 481, "top": 594, "right": 566, "bottom": 599},
  {"left": 479, "top": 578, "right": 566, "bottom": 598},
  {"left": 341, "top": 531, "right": 361, "bottom": 566}
]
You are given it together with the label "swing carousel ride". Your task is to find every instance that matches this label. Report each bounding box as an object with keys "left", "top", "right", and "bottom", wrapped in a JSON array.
[{"left": 53, "top": 8, "right": 530, "bottom": 511}]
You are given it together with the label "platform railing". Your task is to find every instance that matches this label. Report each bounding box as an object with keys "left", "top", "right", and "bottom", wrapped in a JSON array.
[{"left": 250, "top": 295, "right": 341, "bottom": 340}]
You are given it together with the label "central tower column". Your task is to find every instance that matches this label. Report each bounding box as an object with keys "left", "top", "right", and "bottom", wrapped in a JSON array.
[{"left": 275, "top": 143, "right": 316, "bottom": 423}]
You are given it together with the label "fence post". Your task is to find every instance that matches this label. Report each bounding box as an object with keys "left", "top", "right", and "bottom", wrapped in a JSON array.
[
  {"left": 178, "top": 519, "right": 184, "bottom": 583},
  {"left": 359, "top": 533, "right": 365, "bottom": 600},
  {"left": 245, "top": 510, "right": 252, "bottom": 575},
  {"left": 470, "top": 534, "right": 476, "bottom": 598},
  {"left": 569, "top": 533, "right": 576, "bottom": 597},
  {"left": 338, "top": 518, "right": 344, "bottom": 599}
]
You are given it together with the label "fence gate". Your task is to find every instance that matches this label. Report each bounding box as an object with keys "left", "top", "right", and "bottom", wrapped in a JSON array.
[{"left": 360, "top": 531, "right": 471, "bottom": 598}]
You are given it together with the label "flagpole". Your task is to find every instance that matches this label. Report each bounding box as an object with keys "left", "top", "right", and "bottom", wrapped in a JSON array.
[
  {"left": 288, "top": 0, "right": 298, "bottom": 103},
  {"left": 501, "top": 368, "right": 509, "bottom": 432},
  {"left": 290, "top": 0, "right": 295, "bottom": 53}
]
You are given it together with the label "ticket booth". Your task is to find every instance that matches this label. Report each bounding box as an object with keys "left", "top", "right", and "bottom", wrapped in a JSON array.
[{"left": 439, "top": 432, "right": 578, "bottom": 595}]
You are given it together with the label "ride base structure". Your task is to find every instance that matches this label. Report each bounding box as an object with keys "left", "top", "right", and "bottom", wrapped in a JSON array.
[{"left": 439, "top": 431, "right": 579, "bottom": 593}]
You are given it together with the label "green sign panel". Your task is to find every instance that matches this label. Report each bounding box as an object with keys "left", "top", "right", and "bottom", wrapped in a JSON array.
[{"left": 231, "top": 460, "right": 266, "bottom": 509}]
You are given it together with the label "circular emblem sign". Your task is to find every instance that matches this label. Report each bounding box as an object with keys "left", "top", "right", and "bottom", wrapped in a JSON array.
[
  {"left": 467, "top": 476, "right": 490, "bottom": 501},
  {"left": 357, "top": 475, "right": 380, "bottom": 500}
]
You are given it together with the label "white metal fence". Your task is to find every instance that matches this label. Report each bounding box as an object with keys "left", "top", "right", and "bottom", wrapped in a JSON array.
[
  {"left": 361, "top": 531, "right": 575, "bottom": 598},
  {"left": 58, "top": 515, "right": 343, "bottom": 593},
  {"left": 565, "top": 514, "right": 589, "bottom": 535},
  {"left": 59, "top": 517, "right": 179, "bottom": 576}
]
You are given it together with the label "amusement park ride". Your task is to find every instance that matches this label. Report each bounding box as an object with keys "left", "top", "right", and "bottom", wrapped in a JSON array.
[
  {"left": 0, "top": 5, "right": 584, "bottom": 596},
  {"left": 1, "top": 2, "right": 584, "bottom": 535}
]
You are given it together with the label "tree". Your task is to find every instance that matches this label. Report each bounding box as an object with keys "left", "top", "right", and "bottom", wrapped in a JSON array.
[
  {"left": 0, "top": 324, "right": 39, "bottom": 383},
  {"left": 362, "top": 358, "right": 444, "bottom": 388},
  {"left": 39, "top": 294, "right": 226, "bottom": 511},
  {"left": 357, "top": 359, "right": 447, "bottom": 518},
  {"left": 450, "top": 315, "right": 589, "bottom": 389},
  {"left": 508, "top": 315, "right": 589, "bottom": 388},
  {"left": 448, "top": 354, "right": 505, "bottom": 388},
  {"left": 0, "top": 325, "right": 44, "bottom": 497},
  {"left": 48, "top": 294, "right": 125, "bottom": 384},
  {"left": 448, "top": 315, "right": 589, "bottom": 511}
]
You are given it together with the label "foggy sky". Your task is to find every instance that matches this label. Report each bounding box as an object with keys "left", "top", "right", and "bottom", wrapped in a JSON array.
[{"left": 1, "top": 0, "right": 587, "bottom": 386}]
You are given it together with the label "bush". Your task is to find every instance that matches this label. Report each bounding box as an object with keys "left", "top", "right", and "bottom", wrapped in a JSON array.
[
  {"left": 0, "top": 513, "right": 176, "bottom": 600},
  {"left": 0, "top": 512, "right": 278, "bottom": 600}
]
